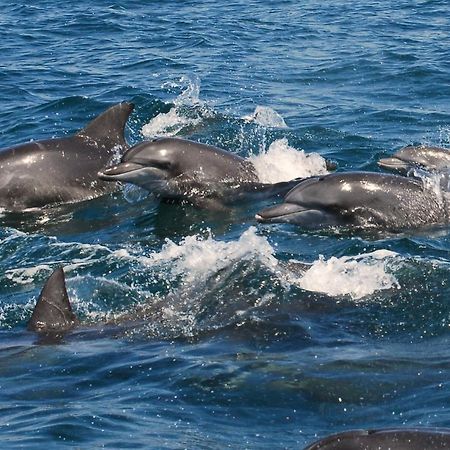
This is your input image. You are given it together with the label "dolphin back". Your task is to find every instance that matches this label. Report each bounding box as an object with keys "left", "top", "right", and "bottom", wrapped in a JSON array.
[
  {"left": 27, "top": 268, "right": 78, "bottom": 333},
  {"left": 303, "top": 429, "right": 450, "bottom": 450},
  {"left": 77, "top": 102, "right": 134, "bottom": 148}
]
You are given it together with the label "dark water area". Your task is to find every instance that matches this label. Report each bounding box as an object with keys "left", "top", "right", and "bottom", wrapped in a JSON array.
[{"left": 1, "top": 1, "right": 450, "bottom": 448}]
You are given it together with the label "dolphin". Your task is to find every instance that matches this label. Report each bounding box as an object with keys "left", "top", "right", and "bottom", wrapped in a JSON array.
[
  {"left": 25, "top": 259, "right": 312, "bottom": 339},
  {"left": 378, "top": 145, "right": 450, "bottom": 175},
  {"left": 27, "top": 267, "right": 78, "bottom": 334},
  {"left": 303, "top": 428, "right": 450, "bottom": 450},
  {"left": 98, "top": 137, "right": 332, "bottom": 209},
  {"left": 255, "top": 171, "right": 447, "bottom": 230},
  {"left": 0, "top": 102, "right": 134, "bottom": 210}
]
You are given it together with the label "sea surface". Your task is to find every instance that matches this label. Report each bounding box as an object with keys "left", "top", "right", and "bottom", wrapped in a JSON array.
[{"left": 1, "top": 1, "right": 450, "bottom": 448}]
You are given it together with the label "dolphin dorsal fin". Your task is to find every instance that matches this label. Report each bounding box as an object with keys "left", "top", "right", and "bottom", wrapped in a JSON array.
[
  {"left": 27, "top": 268, "right": 78, "bottom": 333},
  {"left": 77, "top": 102, "right": 134, "bottom": 147}
]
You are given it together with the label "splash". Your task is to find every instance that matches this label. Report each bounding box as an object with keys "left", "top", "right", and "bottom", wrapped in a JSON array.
[
  {"left": 141, "top": 75, "right": 212, "bottom": 137},
  {"left": 122, "top": 183, "right": 150, "bottom": 203},
  {"left": 243, "top": 106, "right": 288, "bottom": 128},
  {"left": 409, "top": 167, "right": 450, "bottom": 204},
  {"left": 5, "top": 264, "right": 53, "bottom": 285},
  {"left": 0, "top": 227, "right": 402, "bottom": 332},
  {"left": 249, "top": 138, "right": 329, "bottom": 183},
  {"left": 295, "top": 250, "right": 400, "bottom": 300},
  {"left": 122, "top": 228, "right": 399, "bottom": 301},
  {"left": 142, "top": 226, "right": 278, "bottom": 284}
]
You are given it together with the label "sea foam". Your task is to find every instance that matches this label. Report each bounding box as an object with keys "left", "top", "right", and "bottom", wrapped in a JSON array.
[
  {"left": 295, "top": 250, "right": 399, "bottom": 300},
  {"left": 141, "top": 75, "right": 211, "bottom": 137},
  {"left": 126, "top": 227, "right": 399, "bottom": 300},
  {"left": 243, "top": 105, "right": 288, "bottom": 128},
  {"left": 249, "top": 138, "right": 329, "bottom": 183}
]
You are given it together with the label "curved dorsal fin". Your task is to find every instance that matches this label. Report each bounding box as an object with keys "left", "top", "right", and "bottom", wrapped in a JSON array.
[
  {"left": 27, "top": 268, "right": 78, "bottom": 333},
  {"left": 76, "top": 102, "right": 134, "bottom": 147}
]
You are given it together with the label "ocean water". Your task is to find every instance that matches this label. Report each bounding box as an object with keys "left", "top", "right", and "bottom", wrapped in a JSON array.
[{"left": 1, "top": 1, "right": 450, "bottom": 448}]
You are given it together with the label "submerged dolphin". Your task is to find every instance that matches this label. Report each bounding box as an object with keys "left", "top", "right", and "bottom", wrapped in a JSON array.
[
  {"left": 256, "top": 171, "right": 447, "bottom": 230},
  {"left": 378, "top": 145, "right": 450, "bottom": 175},
  {"left": 26, "top": 260, "right": 312, "bottom": 339},
  {"left": 0, "top": 102, "right": 134, "bottom": 210},
  {"left": 303, "top": 428, "right": 450, "bottom": 450},
  {"left": 98, "top": 137, "right": 331, "bottom": 209}
]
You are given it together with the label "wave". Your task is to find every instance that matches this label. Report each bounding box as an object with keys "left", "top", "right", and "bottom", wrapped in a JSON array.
[{"left": 0, "top": 226, "right": 401, "bottom": 335}]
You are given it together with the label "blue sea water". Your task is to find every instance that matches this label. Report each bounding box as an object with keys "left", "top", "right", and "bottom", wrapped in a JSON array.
[{"left": 1, "top": 0, "right": 450, "bottom": 448}]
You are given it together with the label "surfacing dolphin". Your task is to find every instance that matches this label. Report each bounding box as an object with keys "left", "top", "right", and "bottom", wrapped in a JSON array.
[
  {"left": 303, "top": 428, "right": 450, "bottom": 450},
  {"left": 98, "top": 137, "right": 331, "bottom": 209},
  {"left": 256, "top": 171, "right": 448, "bottom": 231},
  {"left": 378, "top": 145, "right": 450, "bottom": 175},
  {"left": 0, "top": 102, "right": 134, "bottom": 210}
]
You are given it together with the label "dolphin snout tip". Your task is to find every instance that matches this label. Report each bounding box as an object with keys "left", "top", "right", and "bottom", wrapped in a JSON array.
[
  {"left": 97, "top": 167, "right": 117, "bottom": 181},
  {"left": 97, "top": 169, "right": 108, "bottom": 180}
]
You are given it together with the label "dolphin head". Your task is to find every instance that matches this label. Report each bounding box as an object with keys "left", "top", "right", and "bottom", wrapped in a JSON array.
[
  {"left": 255, "top": 175, "right": 349, "bottom": 227},
  {"left": 255, "top": 172, "right": 425, "bottom": 228},
  {"left": 378, "top": 145, "right": 450, "bottom": 174},
  {"left": 98, "top": 139, "right": 178, "bottom": 191}
]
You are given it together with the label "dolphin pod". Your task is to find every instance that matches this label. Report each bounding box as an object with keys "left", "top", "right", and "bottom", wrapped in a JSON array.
[
  {"left": 0, "top": 102, "right": 134, "bottom": 210},
  {"left": 303, "top": 428, "right": 450, "bottom": 450},
  {"left": 7, "top": 102, "right": 450, "bottom": 443}
]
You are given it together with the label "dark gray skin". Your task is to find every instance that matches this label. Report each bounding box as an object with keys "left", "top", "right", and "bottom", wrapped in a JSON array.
[
  {"left": 0, "top": 102, "right": 134, "bottom": 210},
  {"left": 256, "top": 172, "right": 447, "bottom": 231},
  {"left": 98, "top": 137, "right": 321, "bottom": 209},
  {"left": 27, "top": 268, "right": 78, "bottom": 334},
  {"left": 378, "top": 145, "right": 450, "bottom": 175},
  {"left": 303, "top": 429, "right": 450, "bottom": 450}
]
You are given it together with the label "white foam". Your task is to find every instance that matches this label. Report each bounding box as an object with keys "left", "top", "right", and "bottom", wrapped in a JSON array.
[
  {"left": 141, "top": 75, "right": 210, "bottom": 137},
  {"left": 243, "top": 106, "right": 288, "bottom": 128},
  {"left": 143, "top": 226, "right": 278, "bottom": 283},
  {"left": 5, "top": 264, "right": 53, "bottom": 285},
  {"left": 249, "top": 138, "right": 329, "bottom": 183},
  {"left": 141, "top": 107, "right": 202, "bottom": 137},
  {"left": 109, "top": 230, "right": 399, "bottom": 301},
  {"left": 295, "top": 250, "right": 399, "bottom": 300}
]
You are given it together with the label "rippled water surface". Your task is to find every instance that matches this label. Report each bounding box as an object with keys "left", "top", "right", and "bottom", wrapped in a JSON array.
[{"left": 1, "top": 1, "right": 450, "bottom": 448}]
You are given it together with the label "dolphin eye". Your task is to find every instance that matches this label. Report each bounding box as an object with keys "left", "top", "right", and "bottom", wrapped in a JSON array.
[{"left": 152, "top": 160, "right": 172, "bottom": 171}]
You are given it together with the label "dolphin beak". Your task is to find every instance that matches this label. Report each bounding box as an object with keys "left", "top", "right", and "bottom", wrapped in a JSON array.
[
  {"left": 256, "top": 202, "right": 344, "bottom": 227},
  {"left": 377, "top": 157, "right": 410, "bottom": 174},
  {"left": 255, "top": 202, "right": 306, "bottom": 223},
  {"left": 98, "top": 162, "right": 144, "bottom": 181}
]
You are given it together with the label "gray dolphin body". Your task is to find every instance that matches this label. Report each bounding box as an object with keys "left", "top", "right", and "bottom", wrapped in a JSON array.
[
  {"left": 378, "top": 145, "right": 450, "bottom": 175},
  {"left": 0, "top": 102, "right": 134, "bottom": 210},
  {"left": 303, "top": 429, "right": 450, "bottom": 450},
  {"left": 256, "top": 172, "right": 447, "bottom": 230},
  {"left": 98, "top": 137, "right": 315, "bottom": 209}
]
